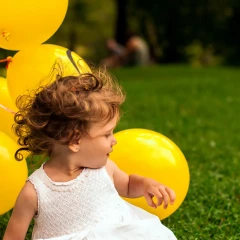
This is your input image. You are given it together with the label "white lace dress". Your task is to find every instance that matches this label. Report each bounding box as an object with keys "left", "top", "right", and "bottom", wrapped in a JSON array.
[{"left": 28, "top": 164, "right": 177, "bottom": 240}]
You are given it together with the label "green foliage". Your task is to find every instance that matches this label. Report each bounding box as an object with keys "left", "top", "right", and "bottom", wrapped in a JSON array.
[
  {"left": 49, "top": 0, "right": 116, "bottom": 62},
  {"left": 1, "top": 65, "right": 240, "bottom": 239},
  {"left": 124, "top": 0, "right": 240, "bottom": 64},
  {"left": 184, "top": 41, "right": 224, "bottom": 67},
  {"left": 0, "top": 68, "right": 6, "bottom": 77}
]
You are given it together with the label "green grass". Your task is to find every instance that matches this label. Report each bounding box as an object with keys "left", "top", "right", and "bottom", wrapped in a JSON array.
[{"left": 1, "top": 65, "right": 240, "bottom": 239}]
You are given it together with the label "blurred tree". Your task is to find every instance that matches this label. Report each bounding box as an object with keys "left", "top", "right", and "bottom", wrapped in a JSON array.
[
  {"left": 224, "top": 0, "right": 240, "bottom": 65},
  {"left": 115, "top": 0, "right": 128, "bottom": 45}
]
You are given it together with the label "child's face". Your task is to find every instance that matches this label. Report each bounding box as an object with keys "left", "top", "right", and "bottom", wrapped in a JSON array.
[{"left": 75, "top": 116, "right": 118, "bottom": 168}]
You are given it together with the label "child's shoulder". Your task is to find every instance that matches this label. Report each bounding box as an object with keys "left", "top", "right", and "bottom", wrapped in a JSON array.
[
  {"left": 22, "top": 181, "right": 38, "bottom": 198},
  {"left": 16, "top": 180, "right": 38, "bottom": 210}
]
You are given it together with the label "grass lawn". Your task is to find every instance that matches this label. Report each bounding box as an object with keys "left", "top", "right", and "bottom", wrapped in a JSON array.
[{"left": 1, "top": 65, "right": 240, "bottom": 239}]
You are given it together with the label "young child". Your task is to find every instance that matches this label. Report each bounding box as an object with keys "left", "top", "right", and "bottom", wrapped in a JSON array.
[{"left": 4, "top": 69, "right": 177, "bottom": 240}]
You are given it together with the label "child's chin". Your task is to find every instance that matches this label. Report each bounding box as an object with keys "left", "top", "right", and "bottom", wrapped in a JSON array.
[{"left": 94, "top": 160, "right": 107, "bottom": 169}]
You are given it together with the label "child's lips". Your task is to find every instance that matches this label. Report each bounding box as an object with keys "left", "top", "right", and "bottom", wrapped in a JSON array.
[{"left": 107, "top": 151, "right": 112, "bottom": 157}]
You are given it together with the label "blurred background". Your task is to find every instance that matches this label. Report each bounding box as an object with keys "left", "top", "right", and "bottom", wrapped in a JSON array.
[{"left": 1, "top": 0, "right": 240, "bottom": 67}]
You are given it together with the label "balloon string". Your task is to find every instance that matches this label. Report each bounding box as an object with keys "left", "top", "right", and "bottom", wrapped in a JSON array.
[
  {"left": 0, "top": 56, "right": 12, "bottom": 68},
  {"left": 1, "top": 31, "right": 10, "bottom": 41},
  {"left": 66, "top": 50, "right": 80, "bottom": 73},
  {"left": 0, "top": 104, "right": 16, "bottom": 114}
]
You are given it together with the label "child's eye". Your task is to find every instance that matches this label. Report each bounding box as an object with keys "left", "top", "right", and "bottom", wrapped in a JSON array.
[{"left": 105, "top": 133, "right": 112, "bottom": 138}]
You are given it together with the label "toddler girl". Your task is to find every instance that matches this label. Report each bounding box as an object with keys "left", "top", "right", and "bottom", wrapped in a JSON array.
[{"left": 4, "top": 69, "right": 177, "bottom": 240}]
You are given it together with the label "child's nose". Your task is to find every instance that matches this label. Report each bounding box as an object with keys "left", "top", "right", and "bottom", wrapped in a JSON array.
[{"left": 112, "top": 136, "right": 117, "bottom": 146}]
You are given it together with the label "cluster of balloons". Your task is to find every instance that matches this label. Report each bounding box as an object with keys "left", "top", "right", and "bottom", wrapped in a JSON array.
[
  {"left": 111, "top": 129, "right": 190, "bottom": 220},
  {"left": 0, "top": 0, "right": 90, "bottom": 215}
]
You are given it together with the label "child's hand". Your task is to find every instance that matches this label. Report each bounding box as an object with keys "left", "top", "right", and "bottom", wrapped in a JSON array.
[{"left": 142, "top": 178, "right": 176, "bottom": 209}]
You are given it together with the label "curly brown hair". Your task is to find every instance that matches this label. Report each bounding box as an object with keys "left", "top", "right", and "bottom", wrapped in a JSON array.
[{"left": 14, "top": 69, "right": 125, "bottom": 161}]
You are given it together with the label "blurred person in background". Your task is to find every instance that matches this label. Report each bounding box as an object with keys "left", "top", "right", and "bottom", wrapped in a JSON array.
[
  {"left": 101, "top": 34, "right": 150, "bottom": 69},
  {"left": 100, "top": 38, "right": 126, "bottom": 69},
  {"left": 124, "top": 33, "right": 150, "bottom": 67}
]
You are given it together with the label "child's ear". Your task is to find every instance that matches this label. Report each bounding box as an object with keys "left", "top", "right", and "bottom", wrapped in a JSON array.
[{"left": 69, "top": 139, "right": 81, "bottom": 153}]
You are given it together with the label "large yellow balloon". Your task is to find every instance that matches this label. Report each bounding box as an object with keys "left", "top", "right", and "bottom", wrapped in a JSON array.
[
  {"left": 0, "top": 131, "right": 28, "bottom": 215},
  {"left": 0, "top": 0, "right": 68, "bottom": 50},
  {"left": 7, "top": 44, "right": 91, "bottom": 104},
  {"left": 0, "top": 77, "right": 17, "bottom": 140},
  {"left": 111, "top": 129, "right": 190, "bottom": 220}
]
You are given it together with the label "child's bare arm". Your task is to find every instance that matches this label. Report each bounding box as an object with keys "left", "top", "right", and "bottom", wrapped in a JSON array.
[
  {"left": 107, "top": 159, "right": 176, "bottom": 208},
  {"left": 3, "top": 181, "right": 38, "bottom": 240}
]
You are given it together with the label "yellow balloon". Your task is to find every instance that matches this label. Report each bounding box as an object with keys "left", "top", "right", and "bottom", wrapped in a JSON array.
[
  {"left": 111, "top": 128, "right": 190, "bottom": 220},
  {"left": 0, "top": 0, "right": 68, "bottom": 50},
  {"left": 0, "top": 131, "right": 28, "bottom": 215},
  {"left": 0, "top": 77, "right": 17, "bottom": 140},
  {"left": 7, "top": 44, "right": 91, "bottom": 103}
]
